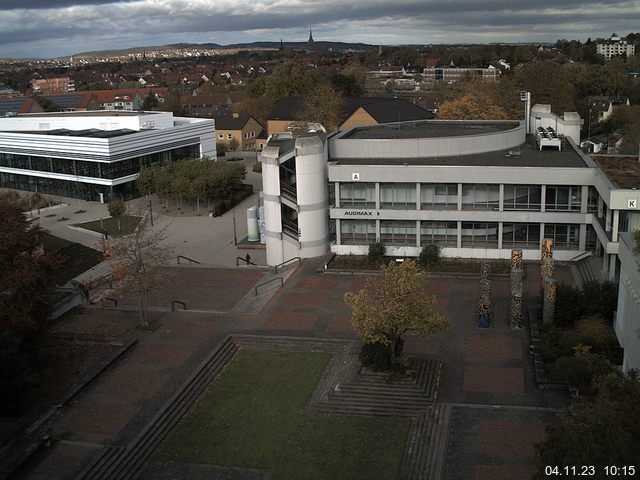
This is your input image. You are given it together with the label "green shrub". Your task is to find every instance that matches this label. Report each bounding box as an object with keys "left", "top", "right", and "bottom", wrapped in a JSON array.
[
  {"left": 368, "top": 242, "right": 386, "bottom": 264},
  {"left": 419, "top": 244, "right": 440, "bottom": 268}
]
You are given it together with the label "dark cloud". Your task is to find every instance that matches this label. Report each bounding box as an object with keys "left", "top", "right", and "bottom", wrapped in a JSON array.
[
  {"left": 1, "top": 0, "right": 134, "bottom": 9},
  {"left": 0, "top": 0, "right": 637, "bottom": 58}
]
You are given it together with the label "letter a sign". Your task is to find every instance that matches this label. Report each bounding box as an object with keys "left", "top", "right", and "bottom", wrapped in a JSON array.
[
  {"left": 352, "top": 173, "right": 360, "bottom": 181},
  {"left": 629, "top": 199, "right": 637, "bottom": 209}
]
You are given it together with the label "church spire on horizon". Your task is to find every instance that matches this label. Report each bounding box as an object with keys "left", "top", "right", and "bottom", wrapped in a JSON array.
[{"left": 308, "top": 29, "right": 314, "bottom": 43}]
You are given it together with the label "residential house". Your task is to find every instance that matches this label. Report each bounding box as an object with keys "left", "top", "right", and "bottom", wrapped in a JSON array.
[
  {"left": 266, "top": 96, "right": 435, "bottom": 136},
  {"left": 39, "top": 92, "right": 100, "bottom": 112},
  {"left": 0, "top": 97, "right": 44, "bottom": 116},
  {"left": 216, "top": 113, "right": 264, "bottom": 151},
  {"left": 92, "top": 89, "right": 144, "bottom": 111},
  {"left": 597, "top": 34, "right": 636, "bottom": 61},
  {"left": 31, "top": 77, "right": 75, "bottom": 94}
]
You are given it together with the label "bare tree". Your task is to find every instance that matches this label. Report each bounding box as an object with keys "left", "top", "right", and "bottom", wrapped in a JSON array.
[{"left": 103, "top": 215, "right": 173, "bottom": 327}]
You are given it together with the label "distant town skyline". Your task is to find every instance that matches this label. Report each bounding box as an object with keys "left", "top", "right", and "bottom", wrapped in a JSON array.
[{"left": 0, "top": 0, "right": 638, "bottom": 59}]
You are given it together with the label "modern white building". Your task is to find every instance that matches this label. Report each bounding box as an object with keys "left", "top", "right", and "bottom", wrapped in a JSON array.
[
  {"left": 0, "top": 111, "right": 215, "bottom": 202},
  {"left": 596, "top": 34, "right": 636, "bottom": 61},
  {"left": 259, "top": 105, "right": 640, "bottom": 284},
  {"left": 615, "top": 232, "right": 640, "bottom": 373}
]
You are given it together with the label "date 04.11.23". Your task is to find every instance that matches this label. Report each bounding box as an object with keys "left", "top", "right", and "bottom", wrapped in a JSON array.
[{"left": 544, "top": 465, "right": 637, "bottom": 476}]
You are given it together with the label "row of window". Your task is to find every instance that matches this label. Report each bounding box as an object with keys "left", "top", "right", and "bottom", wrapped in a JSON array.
[
  {"left": 216, "top": 131, "right": 257, "bottom": 141},
  {"left": 0, "top": 145, "right": 198, "bottom": 180},
  {"left": 339, "top": 220, "right": 583, "bottom": 249},
  {"left": 337, "top": 183, "right": 598, "bottom": 212}
]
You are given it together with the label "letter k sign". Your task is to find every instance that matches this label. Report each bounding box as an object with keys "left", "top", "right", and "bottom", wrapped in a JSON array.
[{"left": 629, "top": 199, "right": 637, "bottom": 209}]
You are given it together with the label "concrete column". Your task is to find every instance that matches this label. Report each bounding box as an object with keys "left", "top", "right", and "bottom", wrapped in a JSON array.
[
  {"left": 336, "top": 219, "right": 341, "bottom": 245},
  {"left": 457, "top": 183, "right": 463, "bottom": 211},
  {"left": 498, "top": 222, "right": 504, "bottom": 250},
  {"left": 612, "top": 210, "right": 620, "bottom": 240},
  {"left": 598, "top": 196, "right": 603, "bottom": 218},
  {"left": 579, "top": 224, "right": 587, "bottom": 251},
  {"left": 335, "top": 182, "right": 340, "bottom": 208},
  {"left": 605, "top": 207, "right": 612, "bottom": 232},
  {"left": 499, "top": 184, "right": 504, "bottom": 212},
  {"left": 457, "top": 221, "right": 462, "bottom": 248},
  {"left": 416, "top": 220, "right": 421, "bottom": 247},
  {"left": 539, "top": 223, "right": 545, "bottom": 251},
  {"left": 375, "top": 183, "right": 380, "bottom": 210},
  {"left": 609, "top": 254, "right": 617, "bottom": 281},
  {"left": 540, "top": 185, "right": 546, "bottom": 213},
  {"left": 581, "top": 185, "right": 589, "bottom": 214},
  {"left": 602, "top": 252, "right": 608, "bottom": 273},
  {"left": 416, "top": 183, "right": 421, "bottom": 210},
  {"left": 376, "top": 219, "right": 380, "bottom": 242}
]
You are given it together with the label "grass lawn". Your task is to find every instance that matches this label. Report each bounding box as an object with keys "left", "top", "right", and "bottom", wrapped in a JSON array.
[
  {"left": 73, "top": 215, "right": 141, "bottom": 236},
  {"left": 159, "top": 350, "right": 411, "bottom": 480},
  {"left": 41, "top": 233, "right": 103, "bottom": 285}
]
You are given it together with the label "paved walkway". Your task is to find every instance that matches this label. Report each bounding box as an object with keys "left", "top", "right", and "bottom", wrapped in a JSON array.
[
  {"left": 26, "top": 160, "right": 267, "bottom": 268},
  {"left": 10, "top": 179, "right": 578, "bottom": 480},
  {"left": 15, "top": 260, "right": 572, "bottom": 480}
]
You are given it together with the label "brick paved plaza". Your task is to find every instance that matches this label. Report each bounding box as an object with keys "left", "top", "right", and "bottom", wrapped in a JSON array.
[{"left": 15, "top": 259, "right": 572, "bottom": 479}]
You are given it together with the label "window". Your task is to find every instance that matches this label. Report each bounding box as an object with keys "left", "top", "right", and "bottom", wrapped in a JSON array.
[
  {"left": 380, "top": 183, "right": 416, "bottom": 209},
  {"left": 227, "top": 134, "right": 233, "bottom": 140},
  {"left": 587, "top": 186, "right": 598, "bottom": 213},
  {"left": 544, "top": 224, "right": 579, "bottom": 250},
  {"left": 420, "top": 221, "right": 457, "bottom": 246},
  {"left": 502, "top": 223, "right": 540, "bottom": 248},
  {"left": 503, "top": 185, "right": 541, "bottom": 211},
  {"left": 421, "top": 183, "right": 458, "bottom": 210},
  {"left": 380, "top": 221, "right": 416, "bottom": 245},
  {"left": 461, "top": 222, "right": 498, "bottom": 248},
  {"left": 462, "top": 184, "right": 499, "bottom": 210},
  {"left": 339, "top": 182, "right": 375, "bottom": 208},
  {"left": 341, "top": 220, "right": 376, "bottom": 245},
  {"left": 545, "top": 186, "right": 581, "bottom": 211},
  {"left": 218, "top": 134, "right": 224, "bottom": 139}
]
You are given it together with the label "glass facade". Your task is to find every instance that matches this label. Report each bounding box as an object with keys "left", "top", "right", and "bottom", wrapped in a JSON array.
[
  {"left": 420, "top": 221, "right": 457, "bottom": 246},
  {"left": 380, "top": 183, "right": 416, "bottom": 209},
  {"left": 545, "top": 186, "right": 581, "bottom": 211},
  {"left": 544, "top": 224, "right": 580, "bottom": 250},
  {"left": 461, "top": 222, "right": 499, "bottom": 247},
  {"left": 340, "top": 220, "right": 376, "bottom": 245},
  {"left": 420, "top": 183, "right": 458, "bottom": 210},
  {"left": 380, "top": 220, "right": 416, "bottom": 245},
  {"left": 502, "top": 223, "right": 541, "bottom": 248},
  {"left": 503, "top": 185, "right": 542, "bottom": 211},
  {"left": 0, "top": 144, "right": 199, "bottom": 201},
  {"left": 339, "top": 182, "right": 376, "bottom": 208},
  {"left": 462, "top": 184, "right": 500, "bottom": 210}
]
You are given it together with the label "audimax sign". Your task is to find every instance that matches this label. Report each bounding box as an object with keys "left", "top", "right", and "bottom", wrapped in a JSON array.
[{"left": 344, "top": 210, "right": 380, "bottom": 216}]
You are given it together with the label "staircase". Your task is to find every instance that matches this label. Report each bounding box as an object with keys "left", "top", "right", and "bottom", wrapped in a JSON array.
[
  {"left": 574, "top": 255, "right": 604, "bottom": 287},
  {"left": 402, "top": 403, "right": 452, "bottom": 480},
  {"left": 76, "top": 336, "right": 239, "bottom": 480}
]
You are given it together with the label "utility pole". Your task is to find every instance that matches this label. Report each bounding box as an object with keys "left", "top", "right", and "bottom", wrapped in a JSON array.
[
  {"left": 148, "top": 198, "right": 153, "bottom": 226},
  {"left": 232, "top": 208, "right": 237, "bottom": 246}
]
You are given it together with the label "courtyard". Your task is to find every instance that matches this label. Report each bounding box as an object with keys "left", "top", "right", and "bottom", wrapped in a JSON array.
[{"left": 5, "top": 258, "right": 570, "bottom": 480}]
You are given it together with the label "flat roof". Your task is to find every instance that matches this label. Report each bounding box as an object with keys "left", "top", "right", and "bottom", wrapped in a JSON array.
[
  {"left": 330, "top": 136, "right": 589, "bottom": 168},
  {"left": 341, "top": 121, "right": 520, "bottom": 140},
  {"left": 593, "top": 156, "right": 640, "bottom": 189},
  {"left": 15, "top": 111, "right": 153, "bottom": 117}
]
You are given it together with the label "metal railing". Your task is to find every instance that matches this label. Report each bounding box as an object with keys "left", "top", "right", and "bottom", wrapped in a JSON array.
[
  {"left": 569, "top": 251, "right": 592, "bottom": 262},
  {"left": 273, "top": 256, "right": 301, "bottom": 273},
  {"left": 254, "top": 277, "right": 283, "bottom": 295},
  {"left": 177, "top": 255, "right": 200, "bottom": 265},
  {"left": 236, "top": 256, "right": 257, "bottom": 266},
  {"left": 171, "top": 300, "right": 187, "bottom": 311}
]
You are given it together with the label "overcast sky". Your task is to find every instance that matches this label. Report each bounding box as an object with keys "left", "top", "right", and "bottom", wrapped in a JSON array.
[{"left": 0, "top": 0, "right": 638, "bottom": 59}]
